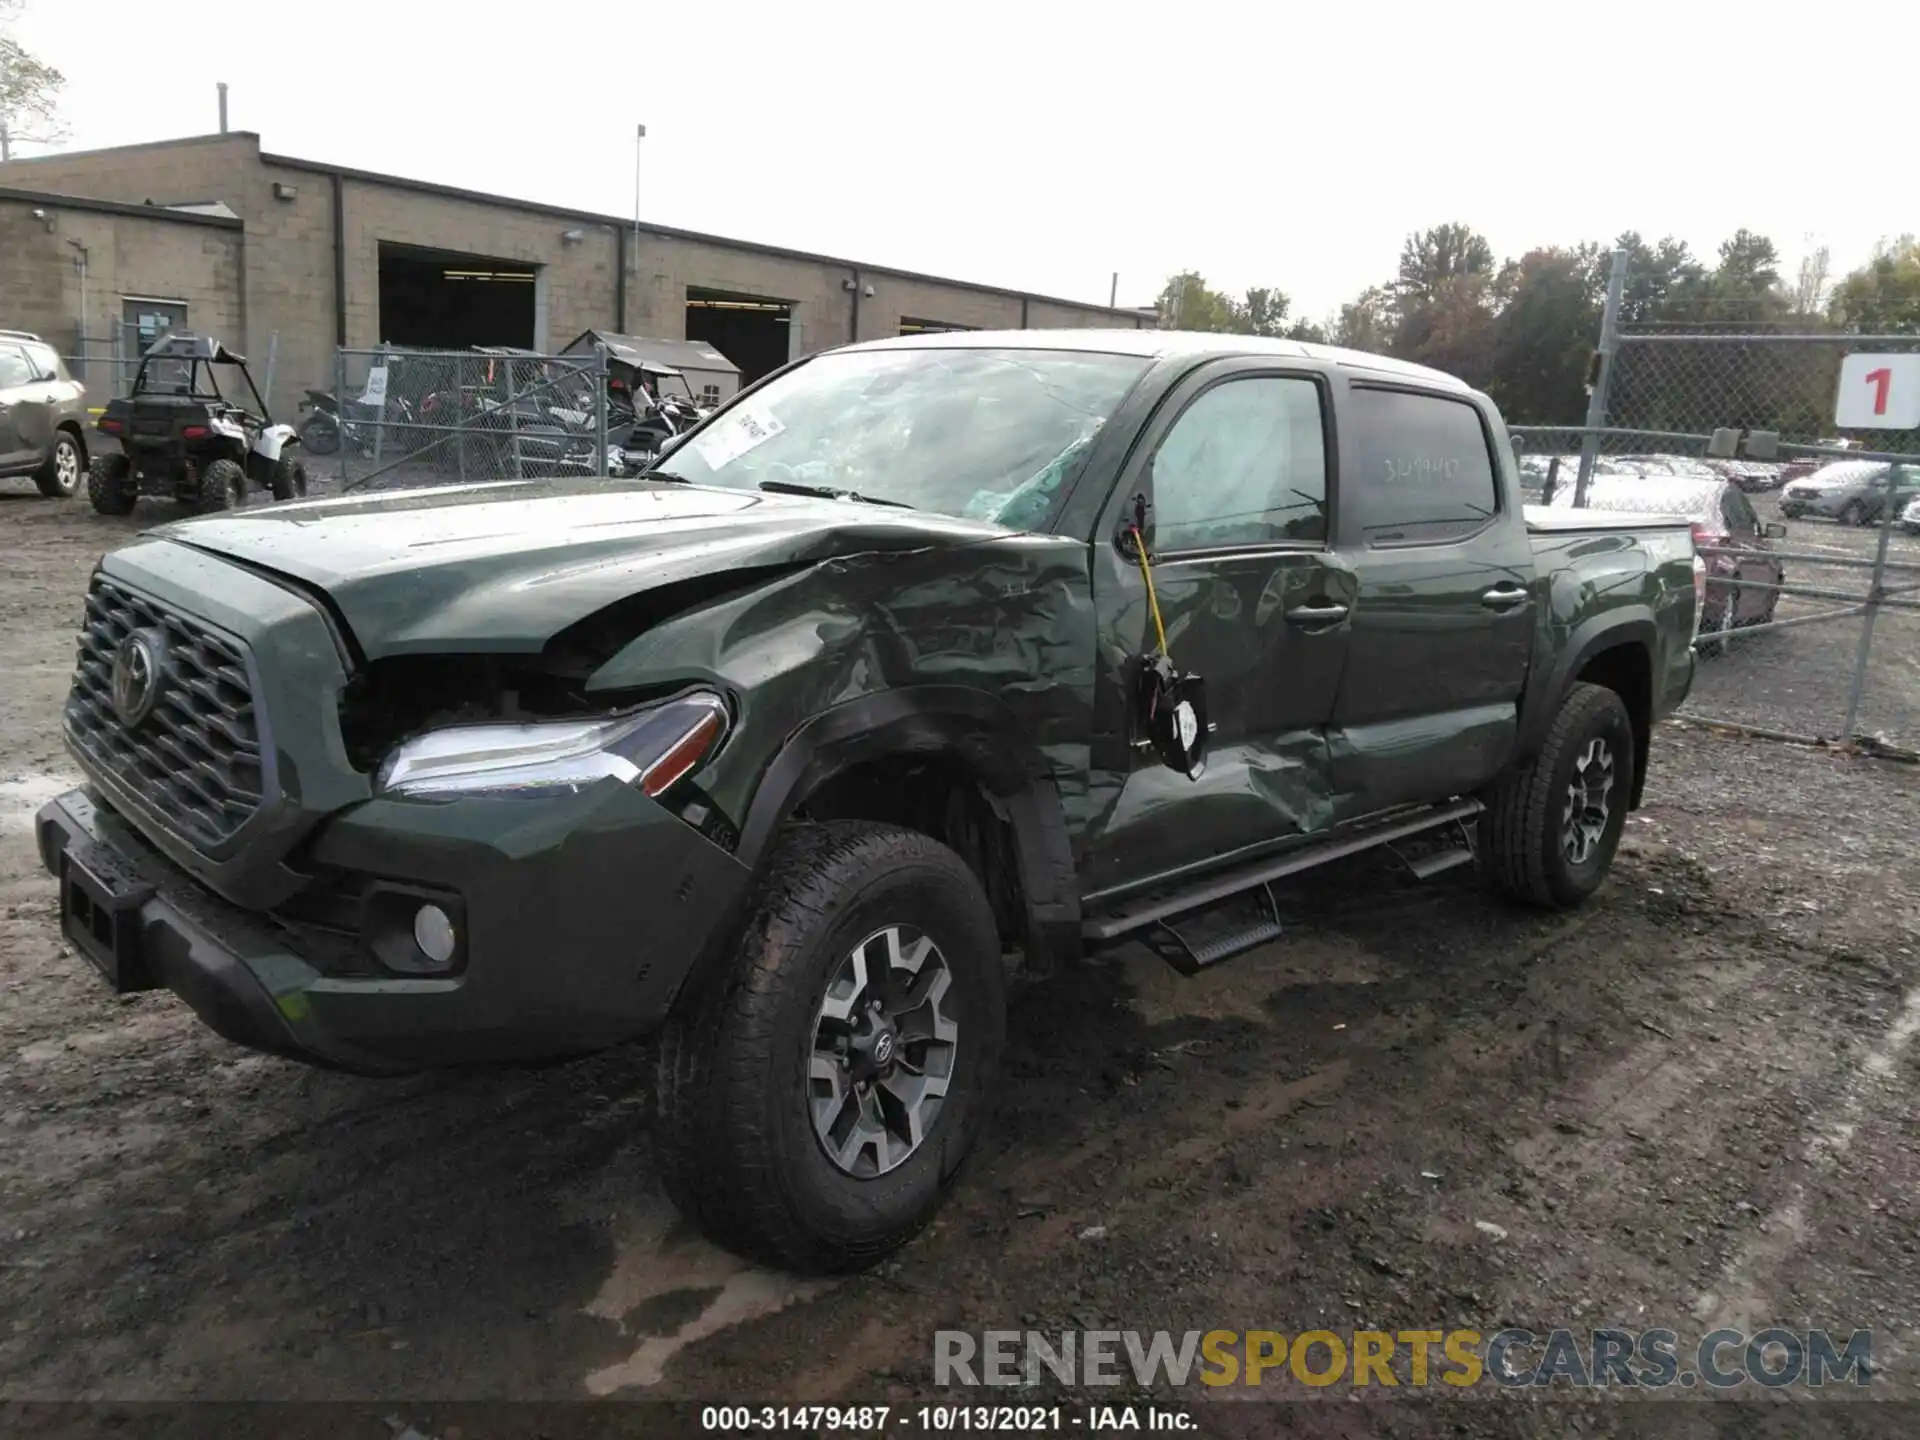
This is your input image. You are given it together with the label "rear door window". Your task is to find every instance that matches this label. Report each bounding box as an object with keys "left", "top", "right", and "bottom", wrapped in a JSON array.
[
  {"left": 21, "top": 342, "right": 60, "bottom": 382},
  {"left": 1346, "top": 388, "right": 1501, "bottom": 545},
  {"left": 0, "top": 345, "right": 31, "bottom": 389}
]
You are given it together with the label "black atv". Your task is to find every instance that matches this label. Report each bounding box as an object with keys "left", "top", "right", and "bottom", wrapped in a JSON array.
[{"left": 88, "top": 333, "right": 309, "bottom": 516}]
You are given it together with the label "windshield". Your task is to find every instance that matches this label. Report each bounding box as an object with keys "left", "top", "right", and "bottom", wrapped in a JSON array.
[
  {"left": 138, "top": 357, "right": 225, "bottom": 401},
  {"left": 650, "top": 370, "right": 695, "bottom": 403},
  {"left": 660, "top": 346, "right": 1151, "bottom": 528}
]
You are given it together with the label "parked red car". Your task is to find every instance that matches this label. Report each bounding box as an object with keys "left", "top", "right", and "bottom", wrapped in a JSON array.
[{"left": 1543, "top": 474, "right": 1788, "bottom": 650}]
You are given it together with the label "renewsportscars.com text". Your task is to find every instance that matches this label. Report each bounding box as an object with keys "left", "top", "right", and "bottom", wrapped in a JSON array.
[{"left": 933, "top": 1328, "right": 1873, "bottom": 1390}]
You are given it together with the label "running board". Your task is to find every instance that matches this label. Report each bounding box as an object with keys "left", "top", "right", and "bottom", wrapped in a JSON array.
[{"left": 1082, "top": 797, "right": 1486, "bottom": 952}]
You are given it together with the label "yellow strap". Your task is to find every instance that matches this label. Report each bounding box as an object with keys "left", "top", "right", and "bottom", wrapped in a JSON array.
[{"left": 1132, "top": 527, "right": 1169, "bottom": 656}]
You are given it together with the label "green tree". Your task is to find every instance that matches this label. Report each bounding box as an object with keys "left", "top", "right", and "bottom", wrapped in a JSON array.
[
  {"left": 1829, "top": 236, "right": 1920, "bottom": 332},
  {"left": 1611, "top": 231, "right": 1707, "bottom": 326},
  {"left": 1389, "top": 224, "right": 1498, "bottom": 376},
  {"left": 1485, "top": 246, "right": 1605, "bottom": 424},
  {"left": 1329, "top": 287, "right": 1393, "bottom": 354},
  {"left": 1156, "top": 271, "right": 1236, "bottom": 332},
  {"left": 0, "top": 0, "right": 65, "bottom": 162}
]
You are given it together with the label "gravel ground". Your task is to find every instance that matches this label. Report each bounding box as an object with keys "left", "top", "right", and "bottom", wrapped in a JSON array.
[{"left": 3, "top": 483, "right": 1919, "bottom": 1438}]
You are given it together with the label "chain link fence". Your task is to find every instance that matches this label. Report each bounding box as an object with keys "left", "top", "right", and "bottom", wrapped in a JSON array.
[
  {"left": 1511, "top": 295, "right": 1920, "bottom": 757},
  {"left": 317, "top": 346, "right": 616, "bottom": 493}
]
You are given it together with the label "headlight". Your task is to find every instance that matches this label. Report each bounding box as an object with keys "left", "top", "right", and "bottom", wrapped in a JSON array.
[{"left": 375, "top": 689, "right": 729, "bottom": 799}]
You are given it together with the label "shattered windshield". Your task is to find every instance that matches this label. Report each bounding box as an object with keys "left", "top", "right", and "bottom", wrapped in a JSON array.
[{"left": 660, "top": 347, "right": 1150, "bottom": 529}]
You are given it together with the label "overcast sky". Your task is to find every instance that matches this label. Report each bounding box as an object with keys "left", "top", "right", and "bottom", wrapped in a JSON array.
[{"left": 13, "top": 0, "right": 1916, "bottom": 323}]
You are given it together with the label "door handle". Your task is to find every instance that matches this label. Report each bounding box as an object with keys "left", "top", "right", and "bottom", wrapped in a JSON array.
[
  {"left": 1285, "top": 601, "right": 1350, "bottom": 626},
  {"left": 1481, "top": 585, "right": 1529, "bottom": 611}
]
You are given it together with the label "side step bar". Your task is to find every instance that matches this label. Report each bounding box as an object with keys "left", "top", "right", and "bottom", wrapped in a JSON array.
[{"left": 1082, "top": 797, "right": 1485, "bottom": 972}]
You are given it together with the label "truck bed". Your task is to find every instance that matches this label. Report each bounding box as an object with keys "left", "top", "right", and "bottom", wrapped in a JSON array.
[{"left": 1523, "top": 505, "right": 1693, "bottom": 534}]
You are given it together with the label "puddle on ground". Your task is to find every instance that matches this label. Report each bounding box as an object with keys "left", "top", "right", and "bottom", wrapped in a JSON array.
[{"left": 581, "top": 1190, "right": 835, "bottom": 1395}]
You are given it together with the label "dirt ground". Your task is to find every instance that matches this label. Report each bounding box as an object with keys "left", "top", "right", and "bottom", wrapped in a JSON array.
[{"left": 4, "top": 482, "right": 1920, "bottom": 1437}]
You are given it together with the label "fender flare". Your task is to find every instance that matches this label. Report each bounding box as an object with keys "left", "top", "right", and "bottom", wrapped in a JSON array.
[
  {"left": 734, "top": 685, "right": 1083, "bottom": 968},
  {"left": 253, "top": 424, "right": 298, "bottom": 463},
  {"left": 1517, "top": 612, "right": 1658, "bottom": 799}
]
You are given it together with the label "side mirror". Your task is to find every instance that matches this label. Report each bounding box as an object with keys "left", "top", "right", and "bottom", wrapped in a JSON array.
[
  {"left": 1114, "top": 490, "right": 1154, "bottom": 560},
  {"left": 657, "top": 431, "right": 686, "bottom": 459},
  {"left": 1763, "top": 522, "right": 1788, "bottom": 539}
]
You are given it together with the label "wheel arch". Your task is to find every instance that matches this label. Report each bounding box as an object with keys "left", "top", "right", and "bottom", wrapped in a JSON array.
[
  {"left": 734, "top": 686, "right": 1082, "bottom": 971},
  {"left": 55, "top": 419, "right": 89, "bottom": 466},
  {"left": 1521, "top": 619, "right": 1656, "bottom": 809}
]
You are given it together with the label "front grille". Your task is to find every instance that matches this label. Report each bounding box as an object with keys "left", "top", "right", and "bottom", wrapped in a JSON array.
[{"left": 65, "top": 576, "right": 265, "bottom": 850}]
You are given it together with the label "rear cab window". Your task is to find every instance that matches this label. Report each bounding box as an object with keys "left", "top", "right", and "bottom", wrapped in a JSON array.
[{"left": 1345, "top": 387, "right": 1501, "bottom": 546}]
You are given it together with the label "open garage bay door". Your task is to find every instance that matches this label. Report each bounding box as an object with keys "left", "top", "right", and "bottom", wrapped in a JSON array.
[
  {"left": 379, "top": 243, "right": 537, "bottom": 350},
  {"left": 685, "top": 288, "right": 792, "bottom": 386}
]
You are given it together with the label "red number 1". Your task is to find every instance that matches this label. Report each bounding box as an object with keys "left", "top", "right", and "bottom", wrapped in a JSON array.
[{"left": 1866, "top": 367, "right": 1893, "bottom": 416}]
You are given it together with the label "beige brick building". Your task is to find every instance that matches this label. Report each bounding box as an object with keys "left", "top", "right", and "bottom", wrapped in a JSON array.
[{"left": 0, "top": 131, "right": 1149, "bottom": 410}]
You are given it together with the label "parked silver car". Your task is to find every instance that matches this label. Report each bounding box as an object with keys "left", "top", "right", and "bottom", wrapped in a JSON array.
[
  {"left": 1779, "top": 460, "right": 1920, "bottom": 526},
  {"left": 0, "top": 330, "right": 90, "bottom": 498},
  {"left": 1902, "top": 494, "right": 1920, "bottom": 537}
]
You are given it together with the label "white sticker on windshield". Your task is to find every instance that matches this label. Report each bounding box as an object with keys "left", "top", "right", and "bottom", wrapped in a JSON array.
[{"left": 692, "top": 403, "right": 785, "bottom": 471}]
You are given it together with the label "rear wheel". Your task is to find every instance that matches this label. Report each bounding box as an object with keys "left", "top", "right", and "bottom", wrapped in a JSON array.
[
  {"left": 1840, "top": 499, "right": 1867, "bottom": 527},
  {"left": 271, "top": 456, "right": 310, "bottom": 502},
  {"left": 35, "top": 432, "right": 83, "bottom": 498},
  {"left": 1480, "top": 682, "right": 1636, "bottom": 909},
  {"left": 655, "top": 821, "right": 1005, "bottom": 1273},
  {"left": 86, "top": 454, "right": 137, "bottom": 515},
  {"left": 199, "top": 457, "right": 248, "bottom": 512}
]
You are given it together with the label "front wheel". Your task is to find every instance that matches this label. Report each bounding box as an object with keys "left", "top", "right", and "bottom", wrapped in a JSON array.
[
  {"left": 299, "top": 414, "right": 341, "bottom": 456},
  {"left": 36, "top": 432, "right": 84, "bottom": 498},
  {"left": 199, "top": 457, "right": 249, "bottom": 512},
  {"left": 655, "top": 821, "right": 1006, "bottom": 1274},
  {"left": 1479, "top": 681, "right": 1636, "bottom": 909},
  {"left": 1840, "top": 499, "right": 1868, "bottom": 527}
]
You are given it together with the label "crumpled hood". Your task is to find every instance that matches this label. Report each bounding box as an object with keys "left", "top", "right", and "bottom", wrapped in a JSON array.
[{"left": 141, "top": 478, "right": 1007, "bottom": 657}]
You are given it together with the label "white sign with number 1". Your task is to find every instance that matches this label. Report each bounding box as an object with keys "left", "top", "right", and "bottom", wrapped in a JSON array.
[{"left": 1835, "top": 353, "right": 1920, "bottom": 430}]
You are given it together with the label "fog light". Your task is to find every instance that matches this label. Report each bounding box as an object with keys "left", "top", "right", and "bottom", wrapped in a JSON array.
[{"left": 413, "top": 904, "right": 457, "bottom": 967}]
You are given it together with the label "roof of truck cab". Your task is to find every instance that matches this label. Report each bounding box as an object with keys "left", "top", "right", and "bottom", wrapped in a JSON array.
[{"left": 842, "top": 329, "right": 1471, "bottom": 390}]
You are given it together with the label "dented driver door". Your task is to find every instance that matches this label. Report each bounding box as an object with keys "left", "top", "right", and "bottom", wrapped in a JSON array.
[{"left": 1078, "top": 360, "right": 1354, "bottom": 901}]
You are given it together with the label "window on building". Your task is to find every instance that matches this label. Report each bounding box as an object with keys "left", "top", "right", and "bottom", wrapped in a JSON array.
[
  {"left": 700, "top": 383, "right": 722, "bottom": 406},
  {"left": 1149, "top": 375, "right": 1328, "bottom": 550},
  {"left": 1346, "top": 388, "right": 1501, "bottom": 545}
]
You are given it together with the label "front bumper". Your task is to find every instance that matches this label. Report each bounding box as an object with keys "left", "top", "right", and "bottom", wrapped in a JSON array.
[{"left": 37, "top": 780, "right": 753, "bottom": 1075}]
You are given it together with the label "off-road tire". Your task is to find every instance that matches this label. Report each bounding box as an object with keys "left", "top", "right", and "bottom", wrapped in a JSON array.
[
  {"left": 35, "top": 431, "right": 84, "bottom": 498},
  {"left": 655, "top": 821, "right": 1006, "bottom": 1274},
  {"left": 271, "top": 456, "right": 310, "bottom": 502},
  {"left": 199, "top": 458, "right": 248, "bottom": 512},
  {"left": 1479, "top": 681, "right": 1636, "bottom": 909},
  {"left": 86, "top": 454, "right": 137, "bottom": 516},
  {"left": 299, "top": 415, "right": 341, "bottom": 456},
  {"left": 1840, "top": 499, "right": 1868, "bottom": 527}
]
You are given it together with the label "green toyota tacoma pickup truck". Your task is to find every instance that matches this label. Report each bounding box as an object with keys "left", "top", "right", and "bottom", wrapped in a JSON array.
[{"left": 37, "top": 331, "right": 1697, "bottom": 1272}]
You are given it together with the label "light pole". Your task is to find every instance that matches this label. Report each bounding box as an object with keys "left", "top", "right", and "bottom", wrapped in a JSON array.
[{"left": 633, "top": 123, "right": 647, "bottom": 249}]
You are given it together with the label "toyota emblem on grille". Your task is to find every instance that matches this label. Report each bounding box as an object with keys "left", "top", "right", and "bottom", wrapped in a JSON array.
[{"left": 110, "top": 630, "right": 166, "bottom": 728}]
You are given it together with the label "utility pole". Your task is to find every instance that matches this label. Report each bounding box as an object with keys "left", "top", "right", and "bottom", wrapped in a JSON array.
[
  {"left": 1109, "top": 272, "right": 1118, "bottom": 308},
  {"left": 633, "top": 123, "right": 647, "bottom": 250},
  {"left": 218, "top": 83, "right": 229, "bottom": 133}
]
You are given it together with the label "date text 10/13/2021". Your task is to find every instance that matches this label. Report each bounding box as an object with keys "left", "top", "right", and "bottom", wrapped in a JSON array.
[{"left": 700, "top": 1406, "right": 1194, "bottom": 1433}]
